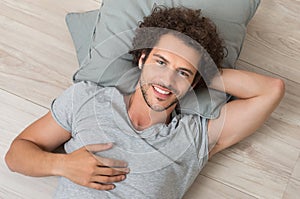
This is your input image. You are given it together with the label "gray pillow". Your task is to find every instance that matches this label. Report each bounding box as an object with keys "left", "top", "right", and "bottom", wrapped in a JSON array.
[
  {"left": 65, "top": 10, "right": 99, "bottom": 66},
  {"left": 66, "top": 0, "right": 260, "bottom": 119}
]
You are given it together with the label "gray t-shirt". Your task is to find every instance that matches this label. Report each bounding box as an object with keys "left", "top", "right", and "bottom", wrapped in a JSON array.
[{"left": 51, "top": 81, "right": 208, "bottom": 199}]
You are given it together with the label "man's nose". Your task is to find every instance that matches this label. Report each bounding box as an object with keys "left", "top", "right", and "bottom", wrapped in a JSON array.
[{"left": 160, "top": 67, "right": 177, "bottom": 87}]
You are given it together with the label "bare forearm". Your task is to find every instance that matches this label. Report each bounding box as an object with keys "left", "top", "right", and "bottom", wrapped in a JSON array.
[
  {"left": 5, "top": 139, "right": 65, "bottom": 177},
  {"left": 208, "top": 69, "right": 285, "bottom": 157},
  {"left": 211, "top": 69, "right": 283, "bottom": 99}
]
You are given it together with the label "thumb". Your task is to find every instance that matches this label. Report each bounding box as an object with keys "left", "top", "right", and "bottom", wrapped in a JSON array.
[{"left": 84, "top": 143, "right": 113, "bottom": 153}]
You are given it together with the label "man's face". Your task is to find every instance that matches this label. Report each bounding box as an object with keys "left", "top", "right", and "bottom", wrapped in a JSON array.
[{"left": 139, "top": 34, "right": 200, "bottom": 112}]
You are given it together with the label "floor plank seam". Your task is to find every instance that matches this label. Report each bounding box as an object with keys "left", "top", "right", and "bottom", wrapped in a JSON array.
[
  {"left": 281, "top": 154, "right": 300, "bottom": 198},
  {"left": 1, "top": 0, "right": 299, "bottom": 197},
  {"left": 200, "top": 174, "right": 259, "bottom": 198},
  {"left": 0, "top": 87, "right": 48, "bottom": 110},
  {"left": 237, "top": 59, "right": 300, "bottom": 85}
]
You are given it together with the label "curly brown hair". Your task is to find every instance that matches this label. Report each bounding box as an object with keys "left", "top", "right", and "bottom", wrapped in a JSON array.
[{"left": 129, "top": 6, "right": 225, "bottom": 72}]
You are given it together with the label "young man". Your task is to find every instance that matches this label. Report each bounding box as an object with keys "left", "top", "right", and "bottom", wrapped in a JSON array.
[{"left": 5, "top": 7, "right": 285, "bottom": 199}]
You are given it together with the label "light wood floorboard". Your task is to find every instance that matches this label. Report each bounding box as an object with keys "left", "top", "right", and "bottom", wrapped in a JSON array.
[
  {"left": 239, "top": 0, "right": 300, "bottom": 83},
  {"left": 0, "top": 0, "right": 299, "bottom": 198},
  {"left": 0, "top": 89, "right": 57, "bottom": 199},
  {"left": 184, "top": 175, "right": 257, "bottom": 199},
  {"left": 0, "top": 0, "right": 100, "bottom": 107},
  {"left": 282, "top": 154, "right": 300, "bottom": 199}
]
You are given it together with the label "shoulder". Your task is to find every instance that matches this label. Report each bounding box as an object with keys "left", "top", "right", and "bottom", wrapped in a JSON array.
[
  {"left": 57, "top": 81, "right": 101, "bottom": 98},
  {"left": 69, "top": 80, "right": 106, "bottom": 101},
  {"left": 72, "top": 80, "right": 102, "bottom": 95},
  {"left": 53, "top": 81, "right": 105, "bottom": 112},
  {"left": 70, "top": 81, "right": 123, "bottom": 110}
]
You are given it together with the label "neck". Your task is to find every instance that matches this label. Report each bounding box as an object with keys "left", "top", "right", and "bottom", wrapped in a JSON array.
[{"left": 125, "top": 89, "right": 175, "bottom": 131}]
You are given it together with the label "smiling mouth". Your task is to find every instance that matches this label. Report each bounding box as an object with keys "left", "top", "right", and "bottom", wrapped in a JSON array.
[
  {"left": 151, "top": 85, "right": 174, "bottom": 101},
  {"left": 153, "top": 85, "right": 171, "bottom": 95}
]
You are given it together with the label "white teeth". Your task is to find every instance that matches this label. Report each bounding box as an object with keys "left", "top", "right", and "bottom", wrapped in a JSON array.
[{"left": 154, "top": 86, "right": 170, "bottom": 95}]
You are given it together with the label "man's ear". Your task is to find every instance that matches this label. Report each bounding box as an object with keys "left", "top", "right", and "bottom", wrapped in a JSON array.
[{"left": 138, "top": 53, "right": 146, "bottom": 69}]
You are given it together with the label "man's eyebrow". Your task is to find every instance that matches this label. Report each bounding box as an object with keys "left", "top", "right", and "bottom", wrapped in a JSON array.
[
  {"left": 153, "top": 53, "right": 170, "bottom": 64},
  {"left": 177, "top": 67, "right": 195, "bottom": 76},
  {"left": 153, "top": 53, "right": 195, "bottom": 76}
]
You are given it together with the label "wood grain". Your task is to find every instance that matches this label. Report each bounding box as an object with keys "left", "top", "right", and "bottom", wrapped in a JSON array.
[
  {"left": 283, "top": 178, "right": 300, "bottom": 199},
  {"left": 239, "top": 0, "right": 300, "bottom": 83},
  {"left": 0, "top": 89, "right": 57, "bottom": 199},
  {"left": 0, "top": 0, "right": 100, "bottom": 107},
  {"left": 283, "top": 155, "right": 300, "bottom": 198},
  {"left": 0, "top": 0, "right": 300, "bottom": 198},
  {"left": 184, "top": 175, "right": 256, "bottom": 199},
  {"left": 202, "top": 153, "right": 290, "bottom": 198}
]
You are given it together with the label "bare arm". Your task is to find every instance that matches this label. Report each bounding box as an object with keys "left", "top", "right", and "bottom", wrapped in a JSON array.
[
  {"left": 208, "top": 69, "right": 285, "bottom": 157},
  {"left": 5, "top": 111, "right": 129, "bottom": 190},
  {"left": 5, "top": 111, "right": 70, "bottom": 176}
]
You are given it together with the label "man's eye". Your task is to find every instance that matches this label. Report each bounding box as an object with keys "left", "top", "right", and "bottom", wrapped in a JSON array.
[
  {"left": 178, "top": 70, "right": 190, "bottom": 78},
  {"left": 156, "top": 60, "right": 165, "bottom": 65}
]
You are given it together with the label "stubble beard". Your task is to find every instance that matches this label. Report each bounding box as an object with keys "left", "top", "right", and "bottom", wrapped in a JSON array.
[{"left": 139, "top": 80, "right": 179, "bottom": 112}]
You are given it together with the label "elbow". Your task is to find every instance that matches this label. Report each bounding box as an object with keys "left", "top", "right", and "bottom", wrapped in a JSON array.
[
  {"left": 270, "top": 78, "right": 285, "bottom": 102},
  {"left": 5, "top": 140, "right": 20, "bottom": 172},
  {"left": 5, "top": 150, "right": 16, "bottom": 172}
]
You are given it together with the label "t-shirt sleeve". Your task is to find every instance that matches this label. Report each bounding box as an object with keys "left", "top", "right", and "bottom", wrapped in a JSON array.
[
  {"left": 177, "top": 114, "right": 209, "bottom": 167},
  {"left": 184, "top": 115, "right": 209, "bottom": 167},
  {"left": 50, "top": 84, "right": 75, "bottom": 132},
  {"left": 197, "top": 117, "right": 209, "bottom": 167}
]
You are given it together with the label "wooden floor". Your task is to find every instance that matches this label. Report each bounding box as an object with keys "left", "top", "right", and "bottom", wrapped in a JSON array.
[{"left": 0, "top": 0, "right": 299, "bottom": 198}]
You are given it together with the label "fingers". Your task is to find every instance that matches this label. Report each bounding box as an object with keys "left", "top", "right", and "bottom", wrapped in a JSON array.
[
  {"left": 95, "top": 167, "right": 130, "bottom": 176},
  {"left": 91, "top": 174, "right": 126, "bottom": 185},
  {"left": 95, "top": 156, "right": 128, "bottom": 168},
  {"left": 84, "top": 143, "right": 128, "bottom": 167},
  {"left": 86, "top": 166, "right": 128, "bottom": 191},
  {"left": 88, "top": 167, "right": 128, "bottom": 191},
  {"left": 74, "top": 143, "right": 130, "bottom": 191},
  {"left": 89, "top": 174, "right": 126, "bottom": 190},
  {"left": 85, "top": 143, "right": 113, "bottom": 153},
  {"left": 89, "top": 183, "right": 115, "bottom": 191}
]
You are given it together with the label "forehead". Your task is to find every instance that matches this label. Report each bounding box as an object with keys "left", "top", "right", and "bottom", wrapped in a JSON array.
[{"left": 152, "top": 34, "right": 201, "bottom": 68}]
